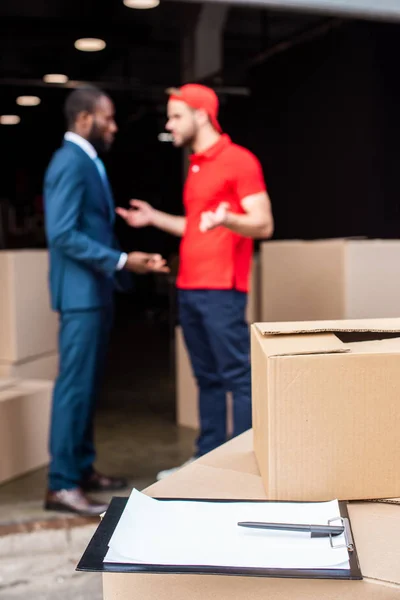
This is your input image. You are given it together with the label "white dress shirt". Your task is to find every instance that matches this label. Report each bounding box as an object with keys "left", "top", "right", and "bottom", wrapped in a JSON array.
[{"left": 64, "top": 132, "right": 127, "bottom": 270}]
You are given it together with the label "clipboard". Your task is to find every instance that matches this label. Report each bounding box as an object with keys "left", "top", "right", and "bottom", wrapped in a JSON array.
[{"left": 76, "top": 497, "right": 362, "bottom": 580}]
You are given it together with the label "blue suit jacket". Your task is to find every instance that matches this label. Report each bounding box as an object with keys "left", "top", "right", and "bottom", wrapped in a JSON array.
[{"left": 44, "top": 140, "right": 129, "bottom": 312}]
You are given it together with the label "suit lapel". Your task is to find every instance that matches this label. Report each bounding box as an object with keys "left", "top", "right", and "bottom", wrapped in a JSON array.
[{"left": 64, "top": 141, "right": 115, "bottom": 223}]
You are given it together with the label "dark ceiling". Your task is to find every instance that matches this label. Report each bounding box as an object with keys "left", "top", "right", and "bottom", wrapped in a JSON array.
[
  {"left": 3, "top": 0, "right": 400, "bottom": 248},
  {"left": 0, "top": 0, "right": 345, "bottom": 195},
  {"left": 0, "top": 0, "right": 328, "bottom": 112},
  {"left": 0, "top": 0, "right": 329, "bottom": 253}
]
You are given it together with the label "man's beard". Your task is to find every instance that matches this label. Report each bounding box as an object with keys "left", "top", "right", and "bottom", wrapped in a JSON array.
[
  {"left": 176, "top": 121, "right": 197, "bottom": 149},
  {"left": 88, "top": 122, "right": 110, "bottom": 154},
  {"left": 174, "top": 136, "right": 192, "bottom": 149}
]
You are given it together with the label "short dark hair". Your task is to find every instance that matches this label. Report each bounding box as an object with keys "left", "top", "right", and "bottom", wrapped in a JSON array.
[{"left": 64, "top": 85, "right": 109, "bottom": 129}]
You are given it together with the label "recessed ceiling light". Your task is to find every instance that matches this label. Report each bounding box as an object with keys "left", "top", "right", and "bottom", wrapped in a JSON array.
[
  {"left": 16, "top": 96, "right": 41, "bottom": 107},
  {"left": 43, "top": 74, "right": 69, "bottom": 84},
  {"left": 74, "top": 38, "right": 106, "bottom": 52},
  {"left": 123, "top": 0, "right": 160, "bottom": 8},
  {"left": 0, "top": 115, "right": 20, "bottom": 125}
]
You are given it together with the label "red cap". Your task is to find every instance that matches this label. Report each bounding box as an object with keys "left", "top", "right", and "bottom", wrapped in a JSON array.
[{"left": 166, "top": 84, "right": 222, "bottom": 133}]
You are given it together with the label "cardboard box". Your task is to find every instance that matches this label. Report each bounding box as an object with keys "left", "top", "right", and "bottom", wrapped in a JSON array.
[
  {"left": 260, "top": 239, "right": 400, "bottom": 322},
  {"left": 251, "top": 317, "right": 400, "bottom": 501},
  {"left": 102, "top": 431, "right": 400, "bottom": 600},
  {"left": 0, "top": 352, "right": 58, "bottom": 380},
  {"left": 175, "top": 256, "right": 259, "bottom": 430},
  {"left": 247, "top": 253, "right": 260, "bottom": 325},
  {"left": 0, "top": 250, "right": 58, "bottom": 362},
  {"left": 175, "top": 326, "right": 200, "bottom": 430},
  {"left": 0, "top": 378, "right": 17, "bottom": 391},
  {"left": 0, "top": 379, "right": 52, "bottom": 484}
]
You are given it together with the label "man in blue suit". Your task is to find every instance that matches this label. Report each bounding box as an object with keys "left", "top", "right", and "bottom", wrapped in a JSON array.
[{"left": 44, "top": 86, "right": 169, "bottom": 515}]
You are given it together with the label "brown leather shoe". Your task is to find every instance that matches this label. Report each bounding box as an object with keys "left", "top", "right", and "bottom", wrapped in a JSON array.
[
  {"left": 81, "top": 470, "right": 128, "bottom": 492},
  {"left": 44, "top": 488, "right": 109, "bottom": 516}
]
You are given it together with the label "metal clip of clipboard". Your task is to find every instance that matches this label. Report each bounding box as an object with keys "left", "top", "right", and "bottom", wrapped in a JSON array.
[{"left": 328, "top": 516, "right": 354, "bottom": 552}]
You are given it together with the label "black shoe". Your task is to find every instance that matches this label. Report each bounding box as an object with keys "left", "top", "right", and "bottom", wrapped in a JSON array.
[
  {"left": 44, "top": 487, "right": 108, "bottom": 516},
  {"left": 81, "top": 470, "right": 128, "bottom": 492}
]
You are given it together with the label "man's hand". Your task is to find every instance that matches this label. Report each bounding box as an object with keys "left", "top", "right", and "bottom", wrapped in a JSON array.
[
  {"left": 117, "top": 200, "right": 186, "bottom": 238},
  {"left": 200, "top": 193, "right": 274, "bottom": 239},
  {"left": 199, "top": 202, "right": 230, "bottom": 233},
  {"left": 116, "top": 200, "right": 154, "bottom": 228},
  {"left": 125, "top": 252, "right": 170, "bottom": 274}
]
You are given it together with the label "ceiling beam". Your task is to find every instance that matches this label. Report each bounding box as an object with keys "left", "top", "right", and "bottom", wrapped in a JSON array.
[
  {"left": 170, "top": 0, "right": 400, "bottom": 23},
  {"left": 197, "top": 17, "right": 343, "bottom": 86},
  {"left": 0, "top": 77, "right": 250, "bottom": 97}
]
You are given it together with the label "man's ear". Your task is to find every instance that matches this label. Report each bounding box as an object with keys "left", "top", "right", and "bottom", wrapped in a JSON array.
[
  {"left": 195, "top": 108, "right": 209, "bottom": 127},
  {"left": 76, "top": 110, "right": 94, "bottom": 131}
]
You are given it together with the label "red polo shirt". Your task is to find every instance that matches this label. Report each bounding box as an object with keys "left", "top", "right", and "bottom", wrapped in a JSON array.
[{"left": 177, "top": 134, "right": 266, "bottom": 292}]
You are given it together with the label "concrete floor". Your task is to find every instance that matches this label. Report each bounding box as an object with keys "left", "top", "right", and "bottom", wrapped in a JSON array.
[
  {"left": 0, "top": 407, "right": 196, "bottom": 526},
  {"left": 0, "top": 300, "right": 197, "bottom": 598}
]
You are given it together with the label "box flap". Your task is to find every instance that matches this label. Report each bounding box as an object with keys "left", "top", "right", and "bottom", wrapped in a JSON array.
[
  {"left": 255, "top": 317, "right": 400, "bottom": 336},
  {"left": 252, "top": 318, "right": 400, "bottom": 357},
  {"left": 252, "top": 326, "right": 349, "bottom": 357}
]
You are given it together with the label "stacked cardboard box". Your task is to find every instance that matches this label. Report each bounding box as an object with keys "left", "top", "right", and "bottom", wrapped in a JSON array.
[
  {"left": 0, "top": 250, "right": 58, "bottom": 378},
  {"left": 260, "top": 239, "right": 400, "bottom": 321},
  {"left": 251, "top": 317, "right": 400, "bottom": 501},
  {"left": 0, "top": 250, "right": 56, "bottom": 483},
  {"left": 253, "top": 240, "right": 400, "bottom": 498},
  {"left": 0, "top": 379, "right": 52, "bottom": 484}
]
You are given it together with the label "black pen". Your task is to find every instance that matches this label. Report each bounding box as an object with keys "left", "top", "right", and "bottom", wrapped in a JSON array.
[{"left": 237, "top": 522, "right": 345, "bottom": 538}]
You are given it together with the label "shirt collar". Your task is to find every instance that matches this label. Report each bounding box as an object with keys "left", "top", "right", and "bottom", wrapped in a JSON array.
[
  {"left": 190, "top": 134, "right": 231, "bottom": 163},
  {"left": 64, "top": 131, "right": 97, "bottom": 160}
]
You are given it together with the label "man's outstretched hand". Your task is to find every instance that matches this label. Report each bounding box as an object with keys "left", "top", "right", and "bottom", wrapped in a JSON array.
[
  {"left": 116, "top": 200, "right": 154, "bottom": 228},
  {"left": 125, "top": 252, "right": 170, "bottom": 274}
]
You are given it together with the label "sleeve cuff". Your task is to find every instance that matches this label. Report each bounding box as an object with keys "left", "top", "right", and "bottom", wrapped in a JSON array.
[{"left": 116, "top": 252, "right": 128, "bottom": 270}]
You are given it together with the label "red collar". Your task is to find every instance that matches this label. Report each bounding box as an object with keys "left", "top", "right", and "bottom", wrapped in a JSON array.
[{"left": 190, "top": 134, "right": 231, "bottom": 163}]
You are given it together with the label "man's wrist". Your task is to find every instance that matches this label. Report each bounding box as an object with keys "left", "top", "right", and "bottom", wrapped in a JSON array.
[
  {"left": 150, "top": 208, "right": 158, "bottom": 228},
  {"left": 223, "top": 210, "right": 235, "bottom": 229},
  {"left": 116, "top": 252, "right": 128, "bottom": 270}
]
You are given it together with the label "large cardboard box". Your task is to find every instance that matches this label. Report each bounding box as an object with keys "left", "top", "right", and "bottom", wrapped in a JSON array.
[
  {"left": 175, "top": 256, "right": 259, "bottom": 430},
  {"left": 0, "top": 250, "right": 58, "bottom": 362},
  {"left": 0, "top": 352, "right": 58, "bottom": 380},
  {"left": 102, "top": 431, "right": 400, "bottom": 600},
  {"left": 251, "top": 317, "right": 400, "bottom": 501},
  {"left": 260, "top": 239, "right": 400, "bottom": 322},
  {"left": 0, "top": 379, "right": 53, "bottom": 484}
]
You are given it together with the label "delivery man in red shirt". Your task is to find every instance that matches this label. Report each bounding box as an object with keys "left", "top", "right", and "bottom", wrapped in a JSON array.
[{"left": 116, "top": 84, "right": 274, "bottom": 479}]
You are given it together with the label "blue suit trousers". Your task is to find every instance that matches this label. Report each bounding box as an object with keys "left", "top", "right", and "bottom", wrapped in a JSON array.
[{"left": 48, "top": 306, "right": 113, "bottom": 490}]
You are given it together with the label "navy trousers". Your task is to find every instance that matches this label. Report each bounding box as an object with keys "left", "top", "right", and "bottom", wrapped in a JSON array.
[
  {"left": 48, "top": 306, "right": 113, "bottom": 491},
  {"left": 178, "top": 289, "right": 252, "bottom": 457}
]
